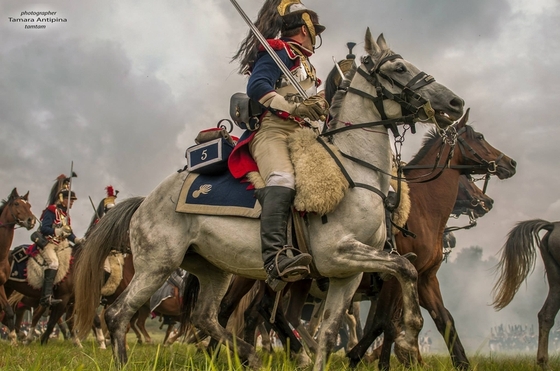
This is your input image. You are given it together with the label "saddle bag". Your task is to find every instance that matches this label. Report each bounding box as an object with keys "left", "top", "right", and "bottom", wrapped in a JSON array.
[
  {"left": 30, "top": 231, "right": 49, "bottom": 249},
  {"left": 229, "top": 92, "right": 262, "bottom": 131},
  {"left": 186, "top": 127, "right": 236, "bottom": 175},
  {"left": 12, "top": 245, "right": 29, "bottom": 264}
]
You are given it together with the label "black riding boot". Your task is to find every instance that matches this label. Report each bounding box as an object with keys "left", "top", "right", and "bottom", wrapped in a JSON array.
[
  {"left": 256, "top": 186, "right": 312, "bottom": 291},
  {"left": 40, "top": 269, "right": 62, "bottom": 307}
]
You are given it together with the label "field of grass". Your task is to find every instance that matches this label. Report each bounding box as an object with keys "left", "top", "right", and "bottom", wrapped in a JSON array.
[{"left": 1, "top": 335, "right": 560, "bottom": 371}]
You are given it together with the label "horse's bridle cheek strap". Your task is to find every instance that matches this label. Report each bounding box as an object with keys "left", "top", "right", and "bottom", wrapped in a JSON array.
[{"left": 456, "top": 129, "right": 502, "bottom": 173}]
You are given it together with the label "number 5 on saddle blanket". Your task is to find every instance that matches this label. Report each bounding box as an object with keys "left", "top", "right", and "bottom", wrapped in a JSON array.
[{"left": 178, "top": 125, "right": 350, "bottom": 225}]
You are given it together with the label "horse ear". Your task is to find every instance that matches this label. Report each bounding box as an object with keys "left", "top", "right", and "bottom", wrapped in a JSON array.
[
  {"left": 376, "top": 33, "right": 388, "bottom": 51},
  {"left": 458, "top": 107, "right": 470, "bottom": 127},
  {"left": 23, "top": 191, "right": 29, "bottom": 201},
  {"left": 364, "top": 27, "right": 381, "bottom": 57},
  {"left": 10, "top": 188, "right": 18, "bottom": 199}
]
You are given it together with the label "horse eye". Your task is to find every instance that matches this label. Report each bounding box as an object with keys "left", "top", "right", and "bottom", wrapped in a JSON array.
[
  {"left": 477, "top": 134, "right": 484, "bottom": 140},
  {"left": 395, "top": 64, "right": 407, "bottom": 73}
]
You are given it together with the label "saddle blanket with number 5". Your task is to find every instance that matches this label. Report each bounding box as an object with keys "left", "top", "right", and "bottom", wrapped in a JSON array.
[{"left": 175, "top": 172, "right": 261, "bottom": 218}]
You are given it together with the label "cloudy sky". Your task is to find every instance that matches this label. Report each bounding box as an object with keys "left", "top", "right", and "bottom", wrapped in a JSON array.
[{"left": 2, "top": 0, "right": 559, "bottom": 351}]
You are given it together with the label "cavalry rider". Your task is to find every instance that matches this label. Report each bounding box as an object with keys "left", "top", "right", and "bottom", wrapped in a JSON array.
[
  {"left": 38, "top": 174, "right": 84, "bottom": 307},
  {"left": 88, "top": 185, "right": 119, "bottom": 230},
  {"left": 230, "top": 0, "right": 329, "bottom": 289}
]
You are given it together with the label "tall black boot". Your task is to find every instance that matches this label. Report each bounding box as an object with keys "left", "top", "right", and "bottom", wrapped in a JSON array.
[
  {"left": 256, "top": 186, "right": 312, "bottom": 291},
  {"left": 40, "top": 269, "right": 62, "bottom": 307}
]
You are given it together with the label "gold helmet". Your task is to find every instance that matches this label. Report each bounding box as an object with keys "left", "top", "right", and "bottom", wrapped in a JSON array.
[
  {"left": 232, "top": 0, "right": 325, "bottom": 73},
  {"left": 277, "top": 0, "right": 325, "bottom": 47}
]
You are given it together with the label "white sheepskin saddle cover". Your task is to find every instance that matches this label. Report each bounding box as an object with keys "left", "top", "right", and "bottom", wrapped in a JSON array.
[
  {"left": 101, "top": 251, "right": 125, "bottom": 296},
  {"left": 288, "top": 127, "right": 349, "bottom": 215},
  {"left": 26, "top": 240, "right": 72, "bottom": 289}
]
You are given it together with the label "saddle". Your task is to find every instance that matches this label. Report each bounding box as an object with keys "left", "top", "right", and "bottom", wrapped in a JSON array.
[{"left": 10, "top": 240, "right": 73, "bottom": 289}]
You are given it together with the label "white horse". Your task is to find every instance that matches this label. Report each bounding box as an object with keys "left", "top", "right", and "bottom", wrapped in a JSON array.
[{"left": 73, "top": 29, "right": 464, "bottom": 370}]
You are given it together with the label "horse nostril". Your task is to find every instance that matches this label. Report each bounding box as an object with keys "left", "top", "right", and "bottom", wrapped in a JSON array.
[
  {"left": 510, "top": 159, "right": 517, "bottom": 168},
  {"left": 450, "top": 97, "right": 464, "bottom": 110}
]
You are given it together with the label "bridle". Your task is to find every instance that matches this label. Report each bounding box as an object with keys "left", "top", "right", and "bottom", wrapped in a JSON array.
[
  {"left": 321, "top": 51, "right": 439, "bottom": 138},
  {"left": 0, "top": 197, "right": 31, "bottom": 229},
  {"left": 316, "top": 51, "right": 445, "bottom": 201}
]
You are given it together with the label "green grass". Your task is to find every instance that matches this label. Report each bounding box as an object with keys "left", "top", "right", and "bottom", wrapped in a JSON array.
[{"left": 1, "top": 336, "right": 560, "bottom": 371}]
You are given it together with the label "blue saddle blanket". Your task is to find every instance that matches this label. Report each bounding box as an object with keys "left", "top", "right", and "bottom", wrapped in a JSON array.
[
  {"left": 176, "top": 172, "right": 261, "bottom": 218},
  {"left": 9, "top": 244, "right": 33, "bottom": 282}
]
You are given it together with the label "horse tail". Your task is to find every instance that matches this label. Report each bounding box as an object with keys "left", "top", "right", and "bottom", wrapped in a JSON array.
[
  {"left": 178, "top": 272, "right": 199, "bottom": 338},
  {"left": 492, "top": 219, "right": 554, "bottom": 310},
  {"left": 73, "top": 196, "right": 145, "bottom": 338}
]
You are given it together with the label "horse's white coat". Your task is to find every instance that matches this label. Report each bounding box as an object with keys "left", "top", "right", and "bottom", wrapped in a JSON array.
[{"left": 104, "top": 30, "right": 464, "bottom": 371}]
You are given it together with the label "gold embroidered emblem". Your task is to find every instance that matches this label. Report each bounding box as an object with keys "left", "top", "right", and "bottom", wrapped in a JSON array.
[{"left": 192, "top": 184, "right": 212, "bottom": 198}]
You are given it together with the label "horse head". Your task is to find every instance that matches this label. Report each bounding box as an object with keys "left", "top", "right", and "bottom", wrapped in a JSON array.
[
  {"left": 362, "top": 29, "right": 464, "bottom": 128},
  {"left": 453, "top": 174, "right": 494, "bottom": 218},
  {"left": 2, "top": 188, "right": 36, "bottom": 230},
  {"left": 452, "top": 108, "right": 517, "bottom": 180}
]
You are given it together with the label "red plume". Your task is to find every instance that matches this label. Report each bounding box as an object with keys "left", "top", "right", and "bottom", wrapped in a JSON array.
[{"left": 106, "top": 185, "right": 115, "bottom": 197}]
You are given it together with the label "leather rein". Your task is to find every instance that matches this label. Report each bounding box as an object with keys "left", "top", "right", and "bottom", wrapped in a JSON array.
[{"left": 316, "top": 52, "right": 439, "bottom": 201}]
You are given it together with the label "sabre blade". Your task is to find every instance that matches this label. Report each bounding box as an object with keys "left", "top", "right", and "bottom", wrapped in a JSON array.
[{"left": 229, "top": 0, "right": 309, "bottom": 99}]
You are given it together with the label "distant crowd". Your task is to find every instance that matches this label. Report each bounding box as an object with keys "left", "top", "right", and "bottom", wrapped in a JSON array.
[{"left": 489, "top": 324, "right": 537, "bottom": 352}]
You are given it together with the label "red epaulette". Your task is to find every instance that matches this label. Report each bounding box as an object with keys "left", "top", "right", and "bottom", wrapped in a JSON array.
[
  {"left": 46, "top": 204, "right": 57, "bottom": 213},
  {"left": 258, "top": 39, "right": 298, "bottom": 59}
]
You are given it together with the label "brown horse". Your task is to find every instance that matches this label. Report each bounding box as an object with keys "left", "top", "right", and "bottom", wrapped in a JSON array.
[
  {"left": 453, "top": 174, "right": 493, "bottom": 219},
  {"left": 0, "top": 188, "right": 36, "bottom": 343},
  {"left": 4, "top": 243, "right": 106, "bottom": 347},
  {"left": 2, "top": 293, "right": 73, "bottom": 343},
  {"left": 346, "top": 110, "right": 517, "bottom": 370},
  {"left": 100, "top": 254, "right": 193, "bottom": 346},
  {"left": 492, "top": 219, "right": 560, "bottom": 369}
]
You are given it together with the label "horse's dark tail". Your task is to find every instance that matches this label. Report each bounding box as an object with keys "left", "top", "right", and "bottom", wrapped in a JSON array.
[
  {"left": 73, "top": 196, "right": 145, "bottom": 338},
  {"left": 178, "top": 272, "right": 199, "bottom": 339},
  {"left": 492, "top": 219, "right": 554, "bottom": 310}
]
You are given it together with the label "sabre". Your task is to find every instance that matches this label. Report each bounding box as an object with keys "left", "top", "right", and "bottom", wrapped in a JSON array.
[
  {"left": 229, "top": 0, "right": 309, "bottom": 99},
  {"left": 88, "top": 196, "right": 101, "bottom": 221},
  {"left": 66, "top": 161, "right": 74, "bottom": 222}
]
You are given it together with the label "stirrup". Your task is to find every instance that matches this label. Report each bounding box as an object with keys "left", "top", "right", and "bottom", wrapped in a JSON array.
[{"left": 265, "top": 247, "right": 312, "bottom": 290}]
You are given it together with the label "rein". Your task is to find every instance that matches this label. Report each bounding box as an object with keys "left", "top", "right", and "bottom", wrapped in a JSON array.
[{"left": 317, "top": 52, "right": 440, "bottom": 200}]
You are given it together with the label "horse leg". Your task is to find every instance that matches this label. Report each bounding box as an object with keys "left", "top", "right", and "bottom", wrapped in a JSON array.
[
  {"left": 0, "top": 287, "right": 17, "bottom": 345},
  {"left": 285, "top": 279, "right": 319, "bottom": 354},
  {"left": 210, "top": 276, "right": 257, "bottom": 351},
  {"left": 347, "top": 282, "right": 395, "bottom": 370},
  {"left": 257, "top": 322, "right": 272, "bottom": 352},
  {"left": 105, "top": 266, "right": 177, "bottom": 365},
  {"left": 536, "top": 232, "right": 560, "bottom": 369},
  {"left": 23, "top": 305, "right": 45, "bottom": 345},
  {"left": 344, "top": 305, "right": 359, "bottom": 351},
  {"left": 242, "top": 282, "right": 265, "bottom": 345},
  {"left": 313, "top": 275, "right": 362, "bottom": 371},
  {"left": 184, "top": 257, "right": 261, "bottom": 370},
  {"left": 92, "top": 313, "right": 107, "bottom": 349},
  {"left": 134, "top": 304, "right": 153, "bottom": 344},
  {"left": 418, "top": 274, "right": 468, "bottom": 369}
]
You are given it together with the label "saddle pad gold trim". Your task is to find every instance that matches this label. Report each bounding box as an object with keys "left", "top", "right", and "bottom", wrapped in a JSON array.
[{"left": 176, "top": 173, "right": 261, "bottom": 218}]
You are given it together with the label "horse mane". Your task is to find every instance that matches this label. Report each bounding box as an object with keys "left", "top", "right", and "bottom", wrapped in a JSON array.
[
  {"left": 406, "top": 124, "right": 476, "bottom": 167},
  {"left": 329, "top": 65, "right": 357, "bottom": 121},
  {"left": 0, "top": 199, "right": 7, "bottom": 216}
]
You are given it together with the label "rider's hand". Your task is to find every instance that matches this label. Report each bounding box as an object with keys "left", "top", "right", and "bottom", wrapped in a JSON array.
[
  {"left": 293, "top": 95, "right": 329, "bottom": 121},
  {"left": 74, "top": 237, "right": 85, "bottom": 245}
]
